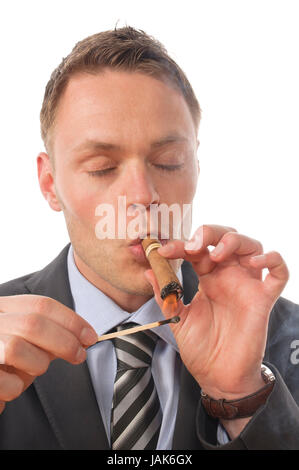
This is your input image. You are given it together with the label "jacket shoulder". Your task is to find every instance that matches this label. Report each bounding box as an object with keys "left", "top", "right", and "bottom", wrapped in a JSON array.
[
  {"left": 0, "top": 272, "right": 38, "bottom": 296},
  {"left": 0, "top": 244, "right": 71, "bottom": 300}
]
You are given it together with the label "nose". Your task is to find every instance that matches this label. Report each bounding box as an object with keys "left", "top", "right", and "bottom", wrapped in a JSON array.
[{"left": 122, "top": 159, "right": 160, "bottom": 209}]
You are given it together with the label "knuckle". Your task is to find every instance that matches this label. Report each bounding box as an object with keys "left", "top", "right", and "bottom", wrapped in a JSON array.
[
  {"left": 250, "top": 237, "right": 263, "bottom": 252},
  {"left": 63, "top": 313, "right": 80, "bottom": 336},
  {"left": 4, "top": 336, "right": 23, "bottom": 364},
  {"left": 222, "top": 231, "right": 237, "bottom": 243},
  {"left": 257, "top": 241, "right": 263, "bottom": 252},
  {"left": 31, "top": 295, "right": 52, "bottom": 315},
  {"left": 60, "top": 335, "right": 81, "bottom": 361},
  {"left": 268, "top": 250, "right": 282, "bottom": 262},
  {"left": 21, "top": 313, "right": 43, "bottom": 337}
]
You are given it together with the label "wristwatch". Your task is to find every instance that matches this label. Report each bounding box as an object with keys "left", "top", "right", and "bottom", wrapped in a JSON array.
[{"left": 201, "top": 364, "right": 276, "bottom": 420}]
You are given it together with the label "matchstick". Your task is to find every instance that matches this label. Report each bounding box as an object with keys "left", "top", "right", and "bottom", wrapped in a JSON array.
[{"left": 95, "top": 315, "right": 180, "bottom": 343}]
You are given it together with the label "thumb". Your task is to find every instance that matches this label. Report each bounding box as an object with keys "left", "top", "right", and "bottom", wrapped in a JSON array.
[{"left": 144, "top": 269, "right": 162, "bottom": 308}]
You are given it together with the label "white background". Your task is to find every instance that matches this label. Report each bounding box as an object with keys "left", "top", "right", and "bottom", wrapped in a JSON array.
[{"left": 0, "top": 0, "right": 298, "bottom": 303}]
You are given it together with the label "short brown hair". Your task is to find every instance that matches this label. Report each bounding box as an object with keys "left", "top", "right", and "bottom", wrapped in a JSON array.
[{"left": 40, "top": 26, "right": 201, "bottom": 153}]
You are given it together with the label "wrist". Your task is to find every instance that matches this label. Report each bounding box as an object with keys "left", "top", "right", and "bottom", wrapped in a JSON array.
[
  {"left": 201, "top": 372, "right": 265, "bottom": 401},
  {"left": 201, "top": 364, "right": 276, "bottom": 421}
]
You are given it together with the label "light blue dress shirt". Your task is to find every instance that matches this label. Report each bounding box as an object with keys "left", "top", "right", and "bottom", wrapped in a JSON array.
[{"left": 67, "top": 245, "right": 182, "bottom": 450}]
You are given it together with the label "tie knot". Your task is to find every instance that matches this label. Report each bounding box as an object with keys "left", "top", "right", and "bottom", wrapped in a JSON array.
[{"left": 112, "top": 322, "right": 158, "bottom": 371}]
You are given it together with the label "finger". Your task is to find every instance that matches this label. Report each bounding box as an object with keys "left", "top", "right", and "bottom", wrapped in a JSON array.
[
  {"left": 0, "top": 295, "right": 97, "bottom": 347},
  {"left": 157, "top": 225, "right": 237, "bottom": 277},
  {"left": 187, "top": 248, "right": 217, "bottom": 277},
  {"left": 0, "top": 334, "right": 51, "bottom": 376},
  {"left": 209, "top": 232, "right": 263, "bottom": 263},
  {"left": 0, "top": 369, "right": 24, "bottom": 402},
  {"left": 158, "top": 240, "right": 217, "bottom": 277},
  {"left": 157, "top": 239, "right": 187, "bottom": 259},
  {"left": 0, "top": 313, "right": 87, "bottom": 365},
  {"left": 0, "top": 365, "right": 36, "bottom": 394},
  {"left": 144, "top": 270, "right": 162, "bottom": 306},
  {"left": 157, "top": 224, "right": 238, "bottom": 260},
  {"left": 249, "top": 251, "right": 290, "bottom": 298}
]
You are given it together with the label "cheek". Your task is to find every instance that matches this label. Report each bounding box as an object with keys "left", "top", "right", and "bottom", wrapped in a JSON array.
[
  {"left": 55, "top": 171, "right": 104, "bottom": 223},
  {"left": 163, "top": 168, "right": 198, "bottom": 204},
  {"left": 186, "top": 179, "right": 198, "bottom": 202},
  {"left": 183, "top": 163, "right": 198, "bottom": 200}
]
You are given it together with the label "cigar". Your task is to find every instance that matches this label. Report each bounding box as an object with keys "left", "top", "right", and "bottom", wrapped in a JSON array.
[{"left": 142, "top": 237, "right": 183, "bottom": 301}]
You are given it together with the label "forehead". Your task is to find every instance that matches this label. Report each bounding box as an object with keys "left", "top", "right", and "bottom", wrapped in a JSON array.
[{"left": 51, "top": 70, "right": 196, "bottom": 155}]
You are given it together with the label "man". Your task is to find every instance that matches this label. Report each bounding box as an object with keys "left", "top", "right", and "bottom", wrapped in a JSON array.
[{"left": 0, "top": 26, "right": 298, "bottom": 450}]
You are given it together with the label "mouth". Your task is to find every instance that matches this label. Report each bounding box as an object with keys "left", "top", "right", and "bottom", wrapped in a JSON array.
[
  {"left": 128, "top": 235, "right": 169, "bottom": 247},
  {"left": 127, "top": 234, "right": 169, "bottom": 262}
]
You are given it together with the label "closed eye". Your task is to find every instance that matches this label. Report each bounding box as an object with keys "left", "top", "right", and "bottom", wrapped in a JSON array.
[
  {"left": 88, "top": 168, "right": 116, "bottom": 177},
  {"left": 154, "top": 164, "right": 183, "bottom": 171},
  {"left": 87, "top": 163, "right": 184, "bottom": 177}
]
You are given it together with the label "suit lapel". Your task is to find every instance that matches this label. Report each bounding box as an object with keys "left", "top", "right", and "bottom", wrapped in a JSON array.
[
  {"left": 24, "top": 244, "right": 109, "bottom": 449},
  {"left": 23, "top": 246, "right": 215, "bottom": 449}
]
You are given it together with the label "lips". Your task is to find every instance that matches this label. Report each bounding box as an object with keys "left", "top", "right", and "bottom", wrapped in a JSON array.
[
  {"left": 127, "top": 235, "right": 169, "bottom": 262},
  {"left": 128, "top": 235, "right": 169, "bottom": 247}
]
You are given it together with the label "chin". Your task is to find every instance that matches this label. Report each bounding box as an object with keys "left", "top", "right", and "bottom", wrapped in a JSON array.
[{"left": 116, "top": 277, "right": 154, "bottom": 297}]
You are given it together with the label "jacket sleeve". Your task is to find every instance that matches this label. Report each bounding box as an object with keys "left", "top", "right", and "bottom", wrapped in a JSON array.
[{"left": 196, "top": 362, "right": 299, "bottom": 450}]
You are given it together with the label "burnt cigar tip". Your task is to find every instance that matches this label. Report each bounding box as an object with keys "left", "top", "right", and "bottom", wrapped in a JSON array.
[{"left": 160, "top": 282, "right": 183, "bottom": 301}]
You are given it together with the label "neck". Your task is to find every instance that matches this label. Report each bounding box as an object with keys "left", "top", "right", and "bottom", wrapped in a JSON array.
[{"left": 73, "top": 250, "right": 152, "bottom": 313}]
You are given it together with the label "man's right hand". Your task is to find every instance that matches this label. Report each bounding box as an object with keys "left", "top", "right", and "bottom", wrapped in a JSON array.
[{"left": 0, "top": 294, "right": 98, "bottom": 415}]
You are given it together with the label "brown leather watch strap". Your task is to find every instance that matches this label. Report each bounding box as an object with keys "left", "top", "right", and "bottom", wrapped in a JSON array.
[{"left": 201, "top": 365, "right": 276, "bottom": 420}]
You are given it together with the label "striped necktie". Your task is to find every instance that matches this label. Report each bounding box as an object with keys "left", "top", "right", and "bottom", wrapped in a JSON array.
[{"left": 110, "top": 322, "right": 162, "bottom": 450}]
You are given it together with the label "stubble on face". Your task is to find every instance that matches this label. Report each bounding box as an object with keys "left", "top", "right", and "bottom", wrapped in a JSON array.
[{"left": 49, "top": 70, "right": 198, "bottom": 310}]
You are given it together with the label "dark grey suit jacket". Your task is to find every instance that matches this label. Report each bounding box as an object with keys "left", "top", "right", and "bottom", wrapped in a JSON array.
[{"left": 0, "top": 244, "right": 299, "bottom": 450}]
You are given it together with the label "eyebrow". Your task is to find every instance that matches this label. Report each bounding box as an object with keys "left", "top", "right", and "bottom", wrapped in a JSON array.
[
  {"left": 71, "top": 140, "right": 121, "bottom": 154},
  {"left": 150, "top": 134, "right": 188, "bottom": 149},
  {"left": 71, "top": 134, "right": 188, "bottom": 155}
]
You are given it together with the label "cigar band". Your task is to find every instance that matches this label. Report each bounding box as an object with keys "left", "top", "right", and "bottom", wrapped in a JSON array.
[{"left": 145, "top": 241, "right": 162, "bottom": 258}]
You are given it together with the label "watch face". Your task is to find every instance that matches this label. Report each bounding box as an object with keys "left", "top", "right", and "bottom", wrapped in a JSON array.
[{"left": 261, "top": 364, "right": 276, "bottom": 383}]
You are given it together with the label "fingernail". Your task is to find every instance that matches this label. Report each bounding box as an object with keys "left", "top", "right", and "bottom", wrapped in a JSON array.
[
  {"left": 210, "top": 242, "right": 225, "bottom": 257},
  {"left": 158, "top": 242, "right": 175, "bottom": 255},
  {"left": 80, "top": 327, "right": 98, "bottom": 346},
  {"left": 251, "top": 254, "right": 266, "bottom": 262},
  {"left": 185, "top": 234, "right": 203, "bottom": 251},
  {"left": 75, "top": 347, "right": 87, "bottom": 363}
]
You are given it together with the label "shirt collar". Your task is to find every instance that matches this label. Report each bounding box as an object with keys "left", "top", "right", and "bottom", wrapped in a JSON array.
[{"left": 67, "top": 245, "right": 180, "bottom": 351}]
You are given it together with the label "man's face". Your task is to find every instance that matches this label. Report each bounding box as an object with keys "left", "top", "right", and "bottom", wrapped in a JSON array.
[{"left": 45, "top": 70, "right": 199, "bottom": 299}]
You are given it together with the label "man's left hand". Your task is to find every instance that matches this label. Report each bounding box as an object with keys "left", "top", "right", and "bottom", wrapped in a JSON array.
[{"left": 144, "top": 224, "right": 289, "bottom": 403}]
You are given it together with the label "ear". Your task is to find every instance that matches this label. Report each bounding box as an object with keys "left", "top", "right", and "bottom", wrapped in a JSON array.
[
  {"left": 37, "top": 152, "right": 62, "bottom": 212},
  {"left": 196, "top": 139, "right": 200, "bottom": 175}
]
